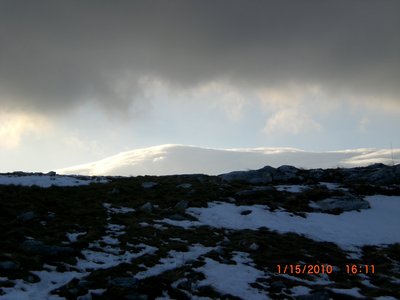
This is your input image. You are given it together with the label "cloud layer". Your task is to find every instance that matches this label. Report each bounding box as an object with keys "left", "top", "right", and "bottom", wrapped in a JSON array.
[{"left": 0, "top": 0, "right": 399, "bottom": 114}]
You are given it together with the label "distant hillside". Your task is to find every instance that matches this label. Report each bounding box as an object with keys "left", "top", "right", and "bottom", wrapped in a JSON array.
[{"left": 57, "top": 144, "right": 400, "bottom": 176}]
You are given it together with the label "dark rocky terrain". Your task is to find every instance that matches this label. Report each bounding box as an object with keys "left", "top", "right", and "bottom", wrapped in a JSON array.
[{"left": 0, "top": 164, "right": 399, "bottom": 299}]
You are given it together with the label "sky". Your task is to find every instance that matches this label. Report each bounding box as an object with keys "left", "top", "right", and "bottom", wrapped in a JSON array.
[{"left": 0, "top": 0, "right": 399, "bottom": 172}]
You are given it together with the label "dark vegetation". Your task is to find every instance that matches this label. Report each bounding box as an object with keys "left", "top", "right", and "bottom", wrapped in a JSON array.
[{"left": 0, "top": 164, "right": 399, "bottom": 299}]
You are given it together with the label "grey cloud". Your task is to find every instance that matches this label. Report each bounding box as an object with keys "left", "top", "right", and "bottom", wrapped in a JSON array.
[{"left": 0, "top": 0, "right": 399, "bottom": 114}]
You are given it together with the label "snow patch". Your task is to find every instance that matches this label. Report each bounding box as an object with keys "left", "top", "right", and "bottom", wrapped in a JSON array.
[
  {"left": 103, "top": 203, "right": 135, "bottom": 214},
  {"left": 196, "top": 252, "right": 267, "bottom": 300},
  {"left": 0, "top": 174, "right": 107, "bottom": 188},
  {"left": 66, "top": 231, "right": 87, "bottom": 243},
  {"left": 135, "top": 244, "right": 213, "bottom": 280},
  {"left": 158, "top": 196, "right": 400, "bottom": 248},
  {"left": 275, "top": 185, "right": 307, "bottom": 193}
]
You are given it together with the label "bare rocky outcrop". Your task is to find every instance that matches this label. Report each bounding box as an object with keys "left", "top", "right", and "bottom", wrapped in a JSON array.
[
  {"left": 219, "top": 165, "right": 301, "bottom": 184},
  {"left": 310, "top": 193, "right": 370, "bottom": 213},
  {"left": 220, "top": 163, "right": 400, "bottom": 185}
]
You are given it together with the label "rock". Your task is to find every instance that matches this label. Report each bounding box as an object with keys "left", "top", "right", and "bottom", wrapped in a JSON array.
[
  {"left": 174, "top": 200, "right": 189, "bottom": 211},
  {"left": 270, "top": 280, "right": 285, "bottom": 292},
  {"left": 12, "top": 171, "right": 27, "bottom": 176},
  {"left": 220, "top": 165, "right": 303, "bottom": 184},
  {"left": 249, "top": 243, "right": 259, "bottom": 251},
  {"left": 0, "top": 261, "right": 18, "bottom": 270},
  {"left": 66, "top": 287, "right": 80, "bottom": 296},
  {"left": 108, "top": 187, "right": 120, "bottom": 194},
  {"left": 311, "top": 193, "right": 370, "bottom": 213},
  {"left": 277, "top": 165, "right": 299, "bottom": 173},
  {"left": 141, "top": 182, "right": 158, "bottom": 189},
  {"left": 20, "top": 240, "right": 76, "bottom": 256},
  {"left": 214, "top": 246, "right": 224, "bottom": 255},
  {"left": 275, "top": 165, "right": 300, "bottom": 181},
  {"left": 108, "top": 277, "right": 139, "bottom": 288},
  {"left": 367, "top": 166, "right": 398, "bottom": 185},
  {"left": 341, "top": 163, "right": 400, "bottom": 185},
  {"left": 297, "top": 289, "right": 330, "bottom": 300},
  {"left": 236, "top": 186, "right": 274, "bottom": 196},
  {"left": 222, "top": 236, "right": 230, "bottom": 245},
  {"left": 24, "top": 273, "right": 40, "bottom": 283},
  {"left": 124, "top": 292, "right": 148, "bottom": 300},
  {"left": 220, "top": 166, "right": 275, "bottom": 184},
  {"left": 66, "top": 231, "right": 86, "bottom": 243},
  {"left": 167, "top": 214, "right": 190, "bottom": 221},
  {"left": 17, "top": 211, "right": 38, "bottom": 222},
  {"left": 177, "top": 183, "right": 192, "bottom": 189},
  {"left": 77, "top": 279, "right": 92, "bottom": 289},
  {"left": 138, "top": 202, "right": 153, "bottom": 213},
  {"left": 177, "top": 279, "right": 192, "bottom": 291},
  {"left": 76, "top": 295, "right": 90, "bottom": 300},
  {"left": 240, "top": 210, "right": 252, "bottom": 215},
  {"left": 309, "top": 168, "right": 325, "bottom": 181},
  {"left": 219, "top": 196, "right": 236, "bottom": 203},
  {"left": 77, "top": 287, "right": 106, "bottom": 300},
  {"left": 46, "top": 171, "right": 57, "bottom": 176}
]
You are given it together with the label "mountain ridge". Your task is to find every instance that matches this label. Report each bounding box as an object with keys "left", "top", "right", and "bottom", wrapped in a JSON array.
[{"left": 57, "top": 144, "right": 400, "bottom": 176}]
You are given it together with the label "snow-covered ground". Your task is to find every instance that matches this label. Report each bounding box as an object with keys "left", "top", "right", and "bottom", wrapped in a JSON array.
[
  {"left": 2, "top": 194, "right": 399, "bottom": 299},
  {"left": 195, "top": 252, "right": 267, "bottom": 300},
  {"left": 135, "top": 244, "right": 213, "bottom": 280},
  {"left": 1, "top": 173, "right": 399, "bottom": 299},
  {"left": 56, "top": 144, "right": 400, "bottom": 176},
  {"left": 0, "top": 202, "right": 157, "bottom": 300},
  {"left": 159, "top": 195, "right": 400, "bottom": 249},
  {"left": 0, "top": 174, "right": 107, "bottom": 187}
]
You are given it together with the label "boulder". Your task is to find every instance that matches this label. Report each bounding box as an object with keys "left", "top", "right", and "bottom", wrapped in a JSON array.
[
  {"left": 342, "top": 163, "right": 400, "bottom": 185},
  {"left": 138, "top": 202, "right": 153, "bottom": 213},
  {"left": 24, "top": 273, "right": 40, "bottom": 283},
  {"left": 275, "top": 165, "right": 300, "bottom": 181},
  {"left": 17, "top": 211, "right": 38, "bottom": 222},
  {"left": 309, "top": 168, "right": 325, "bottom": 181},
  {"left": 297, "top": 289, "right": 331, "bottom": 300},
  {"left": 0, "top": 260, "right": 18, "bottom": 271},
  {"left": 311, "top": 193, "right": 370, "bottom": 213},
  {"left": 249, "top": 243, "right": 259, "bottom": 251},
  {"left": 108, "top": 277, "right": 139, "bottom": 288},
  {"left": 167, "top": 214, "right": 189, "bottom": 221},
  {"left": 124, "top": 292, "right": 148, "bottom": 300},
  {"left": 108, "top": 187, "right": 120, "bottom": 195},
  {"left": 236, "top": 186, "right": 274, "bottom": 196},
  {"left": 366, "top": 165, "right": 399, "bottom": 185},
  {"left": 177, "top": 279, "right": 192, "bottom": 291},
  {"left": 240, "top": 210, "right": 252, "bottom": 215},
  {"left": 174, "top": 200, "right": 189, "bottom": 211},
  {"left": 141, "top": 182, "right": 158, "bottom": 189},
  {"left": 177, "top": 183, "right": 192, "bottom": 189},
  {"left": 219, "top": 166, "right": 275, "bottom": 184},
  {"left": 220, "top": 165, "right": 303, "bottom": 184},
  {"left": 20, "top": 240, "right": 75, "bottom": 256},
  {"left": 270, "top": 281, "right": 285, "bottom": 292}
]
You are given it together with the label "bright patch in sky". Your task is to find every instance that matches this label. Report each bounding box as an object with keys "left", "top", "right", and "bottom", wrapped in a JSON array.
[{"left": 0, "top": 111, "right": 49, "bottom": 149}]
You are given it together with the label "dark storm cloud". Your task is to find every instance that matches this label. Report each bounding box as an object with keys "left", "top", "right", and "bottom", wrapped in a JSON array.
[{"left": 0, "top": 0, "right": 399, "bottom": 113}]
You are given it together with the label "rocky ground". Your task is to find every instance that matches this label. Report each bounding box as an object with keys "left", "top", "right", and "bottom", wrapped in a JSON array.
[{"left": 0, "top": 164, "right": 399, "bottom": 299}]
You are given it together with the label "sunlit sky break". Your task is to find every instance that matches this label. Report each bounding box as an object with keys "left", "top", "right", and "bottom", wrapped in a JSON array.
[{"left": 0, "top": 0, "right": 399, "bottom": 172}]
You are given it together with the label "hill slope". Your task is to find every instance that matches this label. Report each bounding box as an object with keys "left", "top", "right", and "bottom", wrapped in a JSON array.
[{"left": 57, "top": 144, "right": 400, "bottom": 176}]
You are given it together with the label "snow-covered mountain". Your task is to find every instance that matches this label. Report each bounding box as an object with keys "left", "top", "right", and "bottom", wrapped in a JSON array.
[{"left": 57, "top": 144, "right": 400, "bottom": 176}]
